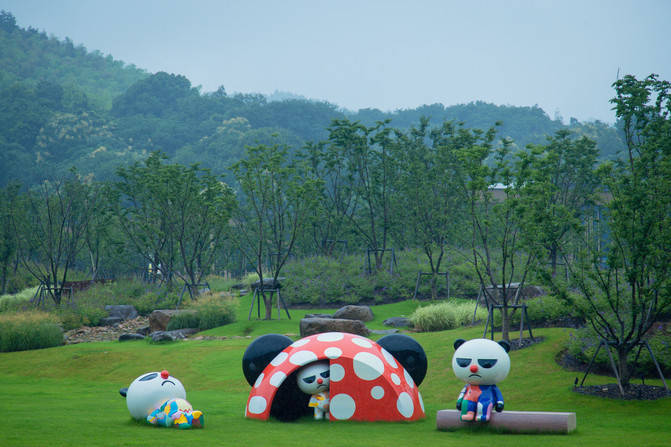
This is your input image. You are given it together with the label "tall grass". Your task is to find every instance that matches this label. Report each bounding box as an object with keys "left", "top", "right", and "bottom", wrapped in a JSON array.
[
  {"left": 410, "top": 300, "right": 486, "bottom": 332},
  {"left": 0, "top": 311, "right": 63, "bottom": 352},
  {"left": 0, "top": 286, "right": 39, "bottom": 312},
  {"left": 167, "top": 293, "right": 237, "bottom": 331}
]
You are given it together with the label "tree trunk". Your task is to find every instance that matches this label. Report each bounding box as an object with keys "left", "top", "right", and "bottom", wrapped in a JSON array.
[
  {"left": 263, "top": 290, "right": 273, "bottom": 320},
  {"left": 500, "top": 307, "right": 511, "bottom": 342},
  {"left": 617, "top": 347, "right": 632, "bottom": 388},
  {"left": 430, "top": 274, "right": 438, "bottom": 301}
]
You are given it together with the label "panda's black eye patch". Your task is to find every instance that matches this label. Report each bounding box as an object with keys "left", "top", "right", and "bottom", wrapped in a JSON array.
[
  {"left": 478, "top": 359, "right": 498, "bottom": 368},
  {"left": 303, "top": 375, "right": 316, "bottom": 384},
  {"left": 140, "top": 373, "right": 158, "bottom": 381},
  {"left": 320, "top": 370, "right": 330, "bottom": 379},
  {"left": 456, "top": 358, "right": 471, "bottom": 368}
]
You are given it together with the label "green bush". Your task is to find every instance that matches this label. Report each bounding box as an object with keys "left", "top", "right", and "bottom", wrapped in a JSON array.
[
  {"left": 566, "top": 325, "right": 671, "bottom": 376},
  {"left": 56, "top": 303, "right": 108, "bottom": 331},
  {"left": 0, "top": 311, "right": 64, "bottom": 352},
  {"left": 167, "top": 294, "right": 237, "bottom": 331},
  {"left": 410, "top": 300, "right": 485, "bottom": 332},
  {"left": 491, "top": 293, "right": 582, "bottom": 328},
  {"left": 0, "top": 286, "right": 39, "bottom": 312}
]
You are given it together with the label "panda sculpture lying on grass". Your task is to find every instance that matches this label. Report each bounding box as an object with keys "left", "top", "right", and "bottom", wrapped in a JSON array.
[
  {"left": 452, "top": 338, "right": 511, "bottom": 423},
  {"left": 119, "top": 370, "right": 203, "bottom": 429}
]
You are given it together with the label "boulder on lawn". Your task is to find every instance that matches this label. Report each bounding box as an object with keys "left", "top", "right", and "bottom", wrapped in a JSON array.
[
  {"left": 149, "top": 309, "right": 197, "bottom": 332},
  {"left": 119, "top": 333, "right": 145, "bottom": 342},
  {"left": 333, "top": 305, "right": 374, "bottom": 322},
  {"left": 300, "top": 317, "right": 370, "bottom": 337},
  {"left": 383, "top": 317, "right": 411, "bottom": 327},
  {"left": 105, "top": 305, "right": 138, "bottom": 321}
]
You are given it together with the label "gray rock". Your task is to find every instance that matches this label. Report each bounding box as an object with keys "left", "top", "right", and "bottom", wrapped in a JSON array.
[
  {"left": 251, "top": 277, "right": 284, "bottom": 290},
  {"left": 119, "top": 333, "right": 146, "bottom": 342},
  {"left": 149, "top": 328, "right": 198, "bottom": 343},
  {"left": 305, "top": 313, "right": 333, "bottom": 319},
  {"left": 149, "top": 309, "right": 197, "bottom": 332},
  {"left": 100, "top": 317, "right": 123, "bottom": 326},
  {"left": 300, "top": 317, "right": 370, "bottom": 337},
  {"left": 383, "top": 317, "right": 411, "bottom": 327},
  {"left": 370, "top": 329, "right": 400, "bottom": 335},
  {"left": 333, "top": 305, "right": 374, "bottom": 322},
  {"left": 105, "top": 305, "right": 138, "bottom": 321},
  {"left": 136, "top": 326, "right": 151, "bottom": 336}
]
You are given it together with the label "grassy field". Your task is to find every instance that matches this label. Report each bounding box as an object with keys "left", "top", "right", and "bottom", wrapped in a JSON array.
[{"left": 1, "top": 296, "right": 670, "bottom": 447}]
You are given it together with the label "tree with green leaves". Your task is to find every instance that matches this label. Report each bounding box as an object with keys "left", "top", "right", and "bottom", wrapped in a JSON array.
[
  {"left": 114, "top": 152, "right": 236, "bottom": 291},
  {"left": 0, "top": 182, "right": 21, "bottom": 294},
  {"left": 453, "top": 124, "right": 537, "bottom": 341},
  {"left": 394, "top": 118, "right": 468, "bottom": 299},
  {"left": 16, "top": 174, "right": 99, "bottom": 305},
  {"left": 553, "top": 74, "right": 671, "bottom": 387},
  {"left": 326, "top": 118, "right": 399, "bottom": 271},
  {"left": 232, "top": 142, "right": 321, "bottom": 319},
  {"left": 516, "top": 129, "right": 600, "bottom": 277}
]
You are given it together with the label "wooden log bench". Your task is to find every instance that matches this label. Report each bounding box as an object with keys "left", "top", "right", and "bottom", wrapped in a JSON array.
[{"left": 436, "top": 409, "right": 576, "bottom": 434}]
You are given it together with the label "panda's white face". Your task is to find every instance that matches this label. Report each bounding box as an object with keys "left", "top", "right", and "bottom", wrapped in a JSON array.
[
  {"left": 452, "top": 339, "right": 510, "bottom": 386},
  {"left": 125, "top": 370, "right": 187, "bottom": 420},
  {"left": 297, "top": 361, "right": 330, "bottom": 395}
]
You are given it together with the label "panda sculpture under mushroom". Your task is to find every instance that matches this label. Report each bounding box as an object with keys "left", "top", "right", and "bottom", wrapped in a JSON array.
[
  {"left": 119, "top": 370, "right": 203, "bottom": 429},
  {"left": 452, "top": 338, "right": 511, "bottom": 422},
  {"left": 242, "top": 332, "right": 427, "bottom": 422}
]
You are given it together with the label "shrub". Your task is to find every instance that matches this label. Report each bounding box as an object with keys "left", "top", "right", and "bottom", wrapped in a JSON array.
[
  {"left": 0, "top": 286, "right": 39, "bottom": 312},
  {"left": 0, "top": 311, "right": 63, "bottom": 352},
  {"left": 490, "top": 293, "right": 583, "bottom": 328},
  {"left": 566, "top": 326, "right": 671, "bottom": 377},
  {"left": 167, "top": 294, "right": 237, "bottom": 331},
  {"left": 56, "top": 303, "right": 108, "bottom": 331},
  {"left": 410, "top": 300, "right": 485, "bottom": 332}
]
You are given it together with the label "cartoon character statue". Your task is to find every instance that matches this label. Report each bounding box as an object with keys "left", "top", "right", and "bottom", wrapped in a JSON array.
[
  {"left": 119, "top": 370, "right": 203, "bottom": 428},
  {"left": 296, "top": 361, "right": 331, "bottom": 420},
  {"left": 452, "top": 338, "right": 510, "bottom": 422}
]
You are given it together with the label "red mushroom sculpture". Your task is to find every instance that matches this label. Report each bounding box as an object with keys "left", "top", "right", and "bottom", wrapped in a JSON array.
[{"left": 243, "top": 332, "right": 426, "bottom": 422}]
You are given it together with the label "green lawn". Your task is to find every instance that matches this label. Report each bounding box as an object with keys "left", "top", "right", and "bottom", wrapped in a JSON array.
[{"left": 1, "top": 298, "right": 670, "bottom": 447}]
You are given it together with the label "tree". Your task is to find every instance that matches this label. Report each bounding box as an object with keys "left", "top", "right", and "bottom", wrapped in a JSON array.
[
  {"left": 516, "top": 129, "right": 600, "bottom": 277},
  {"left": 0, "top": 182, "right": 21, "bottom": 294},
  {"left": 554, "top": 74, "right": 671, "bottom": 387},
  {"left": 326, "top": 118, "right": 399, "bottom": 271},
  {"left": 232, "top": 142, "right": 321, "bottom": 319},
  {"left": 114, "top": 152, "right": 236, "bottom": 291},
  {"left": 16, "top": 174, "right": 99, "bottom": 305},
  {"left": 453, "top": 125, "right": 536, "bottom": 341},
  {"left": 395, "top": 118, "right": 467, "bottom": 299}
]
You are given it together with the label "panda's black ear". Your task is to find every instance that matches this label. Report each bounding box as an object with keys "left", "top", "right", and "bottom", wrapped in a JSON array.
[
  {"left": 378, "top": 334, "right": 428, "bottom": 386},
  {"left": 242, "top": 334, "right": 293, "bottom": 386},
  {"left": 498, "top": 340, "right": 511, "bottom": 353},
  {"left": 453, "top": 339, "right": 466, "bottom": 350}
]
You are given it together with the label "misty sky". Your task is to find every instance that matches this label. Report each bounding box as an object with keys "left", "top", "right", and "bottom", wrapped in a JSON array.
[{"left": 2, "top": 0, "right": 670, "bottom": 123}]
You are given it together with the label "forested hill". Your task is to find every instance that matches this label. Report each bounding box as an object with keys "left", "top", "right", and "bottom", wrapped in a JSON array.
[{"left": 0, "top": 10, "right": 624, "bottom": 188}]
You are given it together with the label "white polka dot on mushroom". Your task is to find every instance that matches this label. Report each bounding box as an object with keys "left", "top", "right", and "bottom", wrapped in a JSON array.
[
  {"left": 317, "top": 332, "right": 344, "bottom": 342},
  {"left": 289, "top": 350, "right": 318, "bottom": 366},
  {"left": 404, "top": 368, "right": 415, "bottom": 388},
  {"left": 371, "top": 385, "right": 385, "bottom": 400},
  {"left": 291, "top": 338, "right": 310, "bottom": 348},
  {"left": 330, "top": 393, "right": 356, "bottom": 420},
  {"left": 330, "top": 363, "right": 346, "bottom": 382},
  {"left": 253, "top": 372, "right": 264, "bottom": 388},
  {"left": 396, "top": 392, "right": 414, "bottom": 418},
  {"left": 418, "top": 392, "right": 425, "bottom": 413},
  {"left": 248, "top": 396, "right": 267, "bottom": 414},
  {"left": 270, "top": 352, "right": 288, "bottom": 366},
  {"left": 269, "top": 371, "right": 287, "bottom": 388},
  {"left": 390, "top": 373, "right": 401, "bottom": 385},
  {"left": 381, "top": 348, "right": 398, "bottom": 368},
  {"left": 324, "top": 347, "right": 342, "bottom": 359},
  {"left": 353, "top": 352, "right": 385, "bottom": 381},
  {"left": 351, "top": 337, "right": 373, "bottom": 348}
]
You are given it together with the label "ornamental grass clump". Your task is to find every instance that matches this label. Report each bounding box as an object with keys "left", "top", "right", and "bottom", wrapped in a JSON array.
[
  {"left": 410, "top": 300, "right": 484, "bottom": 332},
  {"left": 167, "top": 294, "right": 237, "bottom": 331},
  {"left": 0, "top": 311, "right": 63, "bottom": 352}
]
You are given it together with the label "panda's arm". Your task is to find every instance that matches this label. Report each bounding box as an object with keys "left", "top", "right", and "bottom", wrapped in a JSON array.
[
  {"left": 456, "top": 385, "right": 468, "bottom": 410},
  {"left": 493, "top": 385, "right": 504, "bottom": 412}
]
